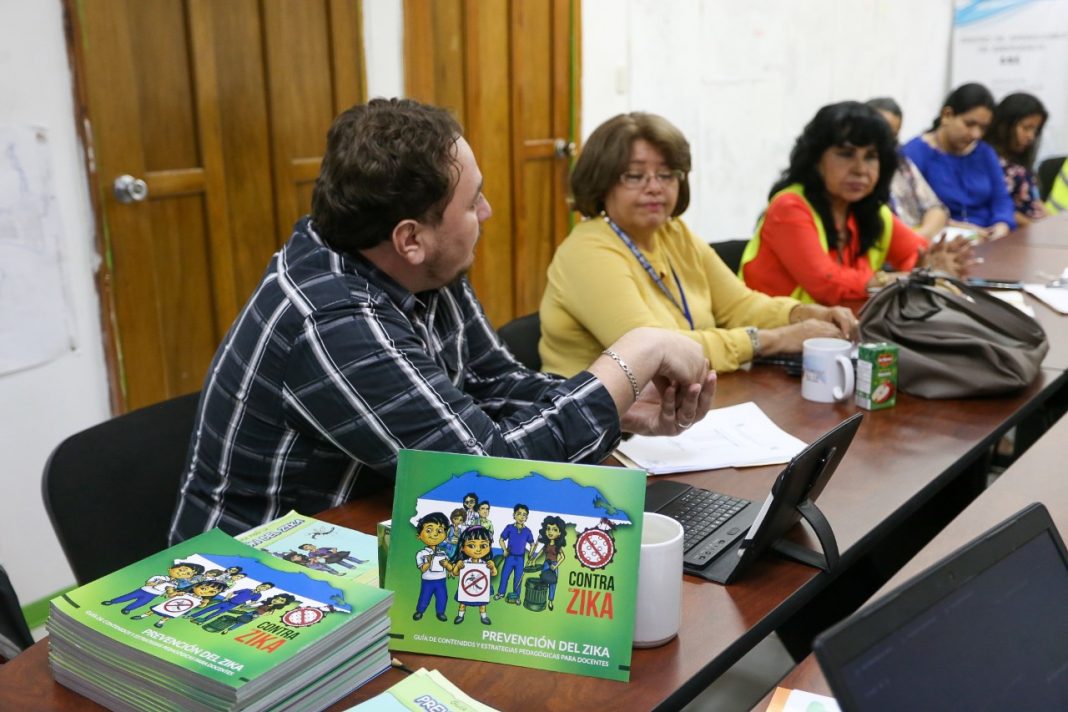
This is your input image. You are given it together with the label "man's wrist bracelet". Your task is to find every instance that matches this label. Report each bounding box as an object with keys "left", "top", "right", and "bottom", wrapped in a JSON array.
[{"left": 601, "top": 349, "right": 641, "bottom": 401}]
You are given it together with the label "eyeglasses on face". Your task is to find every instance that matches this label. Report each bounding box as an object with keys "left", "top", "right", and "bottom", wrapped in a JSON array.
[{"left": 618, "top": 169, "right": 685, "bottom": 189}]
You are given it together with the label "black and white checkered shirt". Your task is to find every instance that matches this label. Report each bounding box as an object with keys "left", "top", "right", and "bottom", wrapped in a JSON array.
[{"left": 169, "top": 218, "right": 620, "bottom": 542}]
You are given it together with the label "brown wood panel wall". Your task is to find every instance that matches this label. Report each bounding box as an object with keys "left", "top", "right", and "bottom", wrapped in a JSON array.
[{"left": 403, "top": 0, "right": 579, "bottom": 328}]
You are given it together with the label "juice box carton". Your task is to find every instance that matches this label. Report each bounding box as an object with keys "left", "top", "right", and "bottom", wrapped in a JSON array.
[{"left": 856, "top": 342, "right": 898, "bottom": 410}]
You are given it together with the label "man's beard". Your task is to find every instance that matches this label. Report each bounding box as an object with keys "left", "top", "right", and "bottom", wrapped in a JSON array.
[
  {"left": 426, "top": 261, "right": 470, "bottom": 290},
  {"left": 426, "top": 248, "right": 476, "bottom": 289}
]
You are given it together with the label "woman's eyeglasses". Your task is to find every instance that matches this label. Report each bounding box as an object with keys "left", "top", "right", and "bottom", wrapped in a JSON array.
[{"left": 618, "top": 169, "right": 685, "bottom": 189}]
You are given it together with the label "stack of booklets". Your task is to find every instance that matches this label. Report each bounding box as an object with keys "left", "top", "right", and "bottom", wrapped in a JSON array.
[{"left": 47, "top": 513, "right": 390, "bottom": 711}]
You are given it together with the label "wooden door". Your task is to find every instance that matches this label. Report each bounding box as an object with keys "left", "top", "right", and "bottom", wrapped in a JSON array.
[
  {"left": 67, "top": 0, "right": 366, "bottom": 412},
  {"left": 403, "top": 0, "right": 580, "bottom": 326},
  {"left": 510, "top": 0, "right": 577, "bottom": 319}
]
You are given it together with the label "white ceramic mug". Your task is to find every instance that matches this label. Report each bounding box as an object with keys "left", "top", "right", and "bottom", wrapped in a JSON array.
[
  {"left": 633, "top": 512, "right": 684, "bottom": 647},
  {"left": 802, "top": 337, "right": 855, "bottom": 403}
]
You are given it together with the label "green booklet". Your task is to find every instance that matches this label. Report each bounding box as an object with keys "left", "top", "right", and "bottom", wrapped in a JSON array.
[
  {"left": 343, "top": 667, "right": 499, "bottom": 711},
  {"left": 237, "top": 510, "right": 380, "bottom": 587},
  {"left": 385, "top": 450, "right": 647, "bottom": 682},
  {"left": 48, "top": 528, "right": 393, "bottom": 709}
]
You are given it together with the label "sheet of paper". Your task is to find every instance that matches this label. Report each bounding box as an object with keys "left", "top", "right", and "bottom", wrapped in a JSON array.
[
  {"left": 765, "top": 686, "right": 840, "bottom": 712},
  {"left": 933, "top": 225, "right": 979, "bottom": 242},
  {"left": 988, "top": 289, "right": 1035, "bottom": 317},
  {"left": 615, "top": 401, "right": 807, "bottom": 475},
  {"left": 1024, "top": 284, "right": 1068, "bottom": 315}
]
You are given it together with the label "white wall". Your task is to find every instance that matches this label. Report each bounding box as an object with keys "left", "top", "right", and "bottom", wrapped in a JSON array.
[
  {"left": 363, "top": 0, "right": 404, "bottom": 100},
  {"left": 0, "top": 1, "right": 111, "bottom": 612},
  {"left": 583, "top": 0, "right": 955, "bottom": 241},
  {"left": 0, "top": 0, "right": 958, "bottom": 616}
]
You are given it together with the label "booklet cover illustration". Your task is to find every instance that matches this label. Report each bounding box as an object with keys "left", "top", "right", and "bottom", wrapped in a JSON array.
[
  {"left": 237, "top": 510, "right": 380, "bottom": 587},
  {"left": 385, "top": 450, "right": 647, "bottom": 682},
  {"left": 49, "top": 528, "right": 392, "bottom": 691}
]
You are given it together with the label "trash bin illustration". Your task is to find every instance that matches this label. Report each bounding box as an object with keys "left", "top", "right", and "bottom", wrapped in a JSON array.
[{"left": 523, "top": 577, "right": 549, "bottom": 612}]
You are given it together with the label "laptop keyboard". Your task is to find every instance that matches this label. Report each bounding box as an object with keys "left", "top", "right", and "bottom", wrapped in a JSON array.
[{"left": 658, "top": 488, "right": 752, "bottom": 554}]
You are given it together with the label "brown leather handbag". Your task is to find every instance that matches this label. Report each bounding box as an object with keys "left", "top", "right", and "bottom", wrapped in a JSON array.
[{"left": 858, "top": 270, "right": 1048, "bottom": 398}]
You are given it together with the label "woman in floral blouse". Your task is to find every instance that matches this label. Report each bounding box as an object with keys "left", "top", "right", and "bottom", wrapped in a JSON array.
[{"left": 988, "top": 92, "right": 1049, "bottom": 226}]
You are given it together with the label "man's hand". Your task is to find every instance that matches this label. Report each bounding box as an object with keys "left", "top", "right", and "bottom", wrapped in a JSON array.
[
  {"left": 652, "top": 330, "right": 711, "bottom": 386},
  {"left": 621, "top": 371, "right": 716, "bottom": 436},
  {"left": 590, "top": 327, "right": 711, "bottom": 416}
]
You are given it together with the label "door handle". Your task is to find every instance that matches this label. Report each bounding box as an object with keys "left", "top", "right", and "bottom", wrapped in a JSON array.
[
  {"left": 553, "top": 138, "right": 576, "bottom": 159},
  {"left": 113, "top": 174, "right": 149, "bottom": 203}
]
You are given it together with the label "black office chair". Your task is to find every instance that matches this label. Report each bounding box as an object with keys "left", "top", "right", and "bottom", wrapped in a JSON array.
[
  {"left": 41, "top": 391, "right": 201, "bottom": 585},
  {"left": 0, "top": 564, "right": 33, "bottom": 662},
  {"left": 1038, "top": 156, "right": 1066, "bottom": 202},
  {"left": 711, "top": 239, "right": 751, "bottom": 275},
  {"left": 498, "top": 312, "right": 542, "bottom": 371}
]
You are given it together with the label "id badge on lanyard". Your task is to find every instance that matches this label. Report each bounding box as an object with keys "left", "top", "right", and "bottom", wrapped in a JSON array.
[{"left": 604, "top": 216, "right": 694, "bottom": 330}]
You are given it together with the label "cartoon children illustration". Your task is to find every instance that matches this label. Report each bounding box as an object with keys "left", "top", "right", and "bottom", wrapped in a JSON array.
[
  {"left": 131, "top": 579, "right": 228, "bottom": 628},
  {"left": 101, "top": 562, "right": 204, "bottom": 615},
  {"left": 217, "top": 566, "right": 245, "bottom": 584},
  {"left": 280, "top": 550, "right": 344, "bottom": 576},
  {"left": 477, "top": 500, "right": 494, "bottom": 541},
  {"left": 216, "top": 593, "right": 297, "bottom": 635},
  {"left": 461, "top": 492, "right": 480, "bottom": 529},
  {"left": 298, "top": 543, "right": 366, "bottom": 569},
  {"left": 188, "top": 581, "right": 274, "bottom": 624},
  {"left": 448, "top": 526, "right": 497, "bottom": 625},
  {"left": 528, "top": 515, "right": 567, "bottom": 611},
  {"left": 495, "top": 504, "right": 535, "bottom": 604},
  {"left": 412, "top": 512, "right": 450, "bottom": 622},
  {"left": 197, "top": 568, "right": 246, "bottom": 589},
  {"left": 445, "top": 508, "right": 465, "bottom": 558}
]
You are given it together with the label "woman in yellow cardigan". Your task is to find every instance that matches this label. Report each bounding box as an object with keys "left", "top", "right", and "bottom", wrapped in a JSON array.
[{"left": 539, "top": 112, "right": 857, "bottom": 376}]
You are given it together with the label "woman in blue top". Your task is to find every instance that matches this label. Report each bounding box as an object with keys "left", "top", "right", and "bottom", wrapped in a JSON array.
[{"left": 903, "top": 83, "right": 1015, "bottom": 240}]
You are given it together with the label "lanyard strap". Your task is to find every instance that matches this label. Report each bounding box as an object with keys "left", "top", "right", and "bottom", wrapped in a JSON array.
[{"left": 603, "top": 215, "right": 694, "bottom": 330}]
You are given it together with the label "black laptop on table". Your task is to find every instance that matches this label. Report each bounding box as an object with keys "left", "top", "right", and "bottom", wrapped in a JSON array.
[
  {"left": 814, "top": 502, "right": 1068, "bottom": 711},
  {"left": 645, "top": 413, "right": 862, "bottom": 584}
]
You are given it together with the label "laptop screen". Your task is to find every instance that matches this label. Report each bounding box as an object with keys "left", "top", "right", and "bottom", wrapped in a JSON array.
[{"left": 818, "top": 507, "right": 1068, "bottom": 711}]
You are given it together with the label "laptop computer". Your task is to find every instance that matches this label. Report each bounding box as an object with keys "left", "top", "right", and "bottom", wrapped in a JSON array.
[
  {"left": 646, "top": 413, "right": 862, "bottom": 584},
  {"left": 814, "top": 502, "right": 1068, "bottom": 711}
]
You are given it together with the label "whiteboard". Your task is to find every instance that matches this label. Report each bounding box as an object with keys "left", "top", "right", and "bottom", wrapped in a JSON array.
[{"left": 583, "top": 0, "right": 955, "bottom": 241}]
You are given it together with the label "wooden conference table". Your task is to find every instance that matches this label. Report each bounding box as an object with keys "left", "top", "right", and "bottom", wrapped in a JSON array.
[
  {"left": 2, "top": 216, "right": 1067, "bottom": 711},
  {"left": 753, "top": 402, "right": 1068, "bottom": 708},
  {"left": 970, "top": 214, "right": 1068, "bottom": 369},
  {"left": 983, "top": 211, "right": 1068, "bottom": 249},
  {"left": 4, "top": 367, "right": 1063, "bottom": 711}
]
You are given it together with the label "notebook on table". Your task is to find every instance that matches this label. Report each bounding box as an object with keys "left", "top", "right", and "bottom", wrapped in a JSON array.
[
  {"left": 814, "top": 502, "right": 1068, "bottom": 711},
  {"left": 646, "top": 413, "right": 862, "bottom": 584}
]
